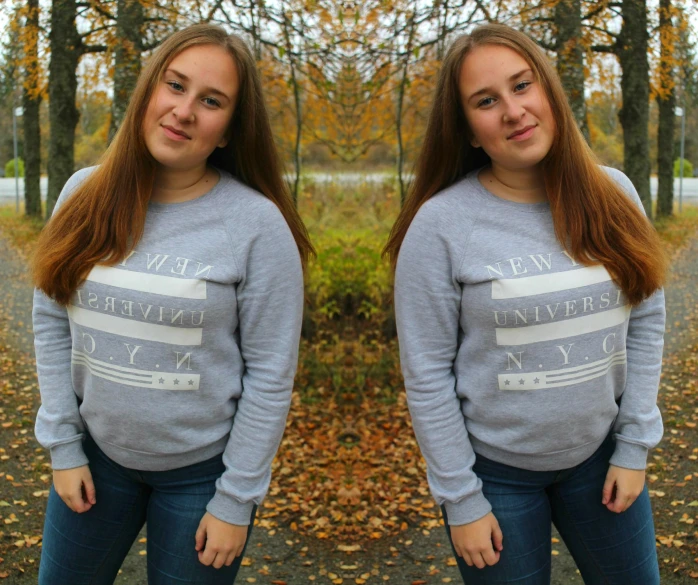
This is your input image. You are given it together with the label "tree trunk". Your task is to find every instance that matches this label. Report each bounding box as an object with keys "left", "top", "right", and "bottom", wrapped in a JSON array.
[
  {"left": 109, "top": 0, "right": 143, "bottom": 142},
  {"left": 617, "top": 0, "right": 651, "bottom": 216},
  {"left": 656, "top": 0, "right": 675, "bottom": 218},
  {"left": 47, "top": 0, "right": 80, "bottom": 217},
  {"left": 554, "top": 0, "right": 590, "bottom": 142},
  {"left": 23, "top": 0, "right": 42, "bottom": 218}
]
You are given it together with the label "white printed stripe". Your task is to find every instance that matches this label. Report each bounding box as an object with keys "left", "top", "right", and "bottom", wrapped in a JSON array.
[
  {"left": 491, "top": 265, "right": 612, "bottom": 300},
  {"left": 87, "top": 265, "right": 206, "bottom": 299},
  {"left": 498, "top": 351, "right": 627, "bottom": 390},
  {"left": 72, "top": 350, "right": 199, "bottom": 391},
  {"left": 495, "top": 305, "right": 630, "bottom": 346},
  {"left": 535, "top": 349, "right": 626, "bottom": 374},
  {"left": 68, "top": 306, "right": 202, "bottom": 346},
  {"left": 547, "top": 355, "right": 627, "bottom": 382}
]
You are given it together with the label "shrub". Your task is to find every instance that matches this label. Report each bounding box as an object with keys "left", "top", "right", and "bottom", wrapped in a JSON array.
[
  {"left": 4, "top": 158, "right": 24, "bottom": 178},
  {"left": 674, "top": 158, "right": 693, "bottom": 178}
]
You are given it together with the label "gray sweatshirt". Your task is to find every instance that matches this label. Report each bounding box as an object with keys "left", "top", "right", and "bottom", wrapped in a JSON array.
[
  {"left": 394, "top": 166, "right": 665, "bottom": 526},
  {"left": 33, "top": 166, "right": 304, "bottom": 525}
]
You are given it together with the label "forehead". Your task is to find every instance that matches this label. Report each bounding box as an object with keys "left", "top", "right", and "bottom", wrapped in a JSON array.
[
  {"left": 166, "top": 44, "right": 238, "bottom": 95},
  {"left": 459, "top": 44, "right": 532, "bottom": 93}
]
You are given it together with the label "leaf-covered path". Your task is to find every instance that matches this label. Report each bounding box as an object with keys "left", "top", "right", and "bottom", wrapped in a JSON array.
[{"left": 0, "top": 226, "right": 696, "bottom": 583}]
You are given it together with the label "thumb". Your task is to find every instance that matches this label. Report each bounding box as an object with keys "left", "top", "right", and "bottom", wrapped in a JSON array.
[
  {"left": 195, "top": 518, "right": 207, "bottom": 552},
  {"left": 491, "top": 518, "right": 504, "bottom": 551},
  {"left": 602, "top": 471, "right": 615, "bottom": 505},
  {"left": 83, "top": 474, "right": 97, "bottom": 505}
]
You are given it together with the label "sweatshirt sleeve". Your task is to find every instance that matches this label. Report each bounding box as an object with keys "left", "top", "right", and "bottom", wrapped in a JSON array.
[
  {"left": 206, "top": 198, "right": 304, "bottom": 526},
  {"left": 604, "top": 168, "right": 666, "bottom": 469},
  {"left": 394, "top": 200, "right": 492, "bottom": 526},
  {"left": 33, "top": 167, "right": 95, "bottom": 470}
]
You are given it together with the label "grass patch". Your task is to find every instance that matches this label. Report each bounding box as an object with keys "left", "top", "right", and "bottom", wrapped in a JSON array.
[
  {"left": 0, "top": 205, "right": 45, "bottom": 259},
  {"left": 654, "top": 205, "right": 698, "bottom": 258}
]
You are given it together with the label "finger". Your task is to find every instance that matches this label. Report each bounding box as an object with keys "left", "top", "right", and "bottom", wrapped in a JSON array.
[
  {"left": 601, "top": 475, "right": 615, "bottom": 505},
  {"left": 194, "top": 523, "right": 206, "bottom": 552},
  {"left": 462, "top": 551, "right": 474, "bottom": 567},
  {"left": 212, "top": 552, "right": 225, "bottom": 570},
  {"left": 198, "top": 545, "right": 216, "bottom": 567},
  {"left": 83, "top": 476, "right": 97, "bottom": 505},
  {"left": 482, "top": 546, "right": 500, "bottom": 566},
  {"left": 69, "top": 493, "right": 90, "bottom": 513},
  {"left": 471, "top": 552, "right": 487, "bottom": 569},
  {"left": 225, "top": 551, "right": 237, "bottom": 567},
  {"left": 492, "top": 522, "right": 504, "bottom": 551}
]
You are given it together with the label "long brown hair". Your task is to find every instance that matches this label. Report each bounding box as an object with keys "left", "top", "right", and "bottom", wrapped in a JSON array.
[
  {"left": 33, "top": 24, "right": 314, "bottom": 305},
  {"left": 384, "top": 23, "right": 666, "bottom": 305}
]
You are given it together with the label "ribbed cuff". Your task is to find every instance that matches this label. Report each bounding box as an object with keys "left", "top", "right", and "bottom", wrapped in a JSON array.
[
  {"left": 50, "top": 440, "right": 89, "bottom": 470},
  {"left": 443, "top": 489, "right": 492, "bottom": 526},
  {"left": 609, "top": 439, "right": 649, "bottom": 470},
  {"left": 206, "top": 491, "right": 256, "bottom": 526}
]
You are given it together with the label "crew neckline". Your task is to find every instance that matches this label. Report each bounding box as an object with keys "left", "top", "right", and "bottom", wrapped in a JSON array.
[
  {"left": 147, "top": 167, "right": 228, "bottom": 213},
  {"left": 467, "top": 167, "right": 551, "bottom": 213}
]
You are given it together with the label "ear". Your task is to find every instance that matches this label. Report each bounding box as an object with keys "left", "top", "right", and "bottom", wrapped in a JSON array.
[{"left": 470, "top": 135, "right": 481, "bottom": 148}]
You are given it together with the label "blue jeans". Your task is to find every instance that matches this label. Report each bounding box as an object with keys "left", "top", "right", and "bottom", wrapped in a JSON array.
[
  {"left": 441, "top": 435, "right": 660, "bottom": 585},
  {"left": 39, "top": 435, "right": 256, "bottom": 585}
]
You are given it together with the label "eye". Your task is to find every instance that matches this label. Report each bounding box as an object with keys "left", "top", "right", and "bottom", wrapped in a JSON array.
[
  {"left": 514, "top": 80, "right": 531, "bottom": 92},
  {"left": 203, "top": 97, "right": 221, "bottom": 108},
  {"left": 477, "top": 96, "right": 495, "bottom": 108},
  {"left": 166, "top": 80, "right": 184, "bottom": 92}
]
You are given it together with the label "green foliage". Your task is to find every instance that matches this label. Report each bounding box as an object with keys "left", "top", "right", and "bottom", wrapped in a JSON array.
[
  {"left": 674, "top": 158, "right": 694, "bottom": 178},
  {"left": 297, "top": 176, "right": 401, "bottom": 403},
  {"left": 5, "top": 157, "right": 24, "bottom": 178}
]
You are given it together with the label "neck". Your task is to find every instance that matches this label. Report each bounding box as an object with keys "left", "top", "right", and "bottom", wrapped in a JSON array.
[
  {"left": 151, "top": 164, "right": 210, "bottom": 204},
  {"left": 488, "top": 163, "right": 547, "bottom": 204}
]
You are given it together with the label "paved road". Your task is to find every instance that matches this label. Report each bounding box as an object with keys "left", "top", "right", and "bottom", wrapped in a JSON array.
[{"left": 2, "top": 176, "right": 698, "bottom": 205}]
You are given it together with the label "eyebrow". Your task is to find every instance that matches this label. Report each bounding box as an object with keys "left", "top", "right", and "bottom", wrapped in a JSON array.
[
  {"left": 467, "top": 68, "right": 533, "bottom": 103},
  {"left": 165, "top": 68, "right": 232, "bottom": 101}
]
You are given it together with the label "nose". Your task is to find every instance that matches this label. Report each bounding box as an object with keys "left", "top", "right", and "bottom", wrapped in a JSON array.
[
  {"left": 172, "top": 98, "right": 196, "bottom": 123},
  {"left": 501, "top": 95, "right": 525, "bottom": 124}
]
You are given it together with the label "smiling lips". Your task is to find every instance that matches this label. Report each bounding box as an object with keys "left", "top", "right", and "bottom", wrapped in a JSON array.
[
  {"left": 508, "top": 125, "right": 536, "bottom": 141},
  {"left": 161, "top": 125, "right": 191, "bottom": 140}
]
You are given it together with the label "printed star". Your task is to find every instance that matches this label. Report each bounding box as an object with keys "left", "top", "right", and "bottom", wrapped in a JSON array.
[
  {"left": 534, "top": 378, "right": 540, "bottom": 384},
  {"left": 504, "top": 379, "right": 511, "bottom": 386},
  {"left": 519, "top": 379, "right": 525, "bottom": 385},
  {"left": 158, "top": 378, "right": 165, "bottom": 384},
  {"left": 188, "top": 380, "right": 194, "bottom": 386},
  {"left": 173, "top": 379, "right": 180, "bottom": 385}
]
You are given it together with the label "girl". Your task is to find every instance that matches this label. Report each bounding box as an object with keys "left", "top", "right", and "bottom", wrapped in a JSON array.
[
  {"left": 32, "top": 24, "right": 312, "bottom": 585},
  {"left": 386, "top": 23, "right": 666, "bottom": 585}
]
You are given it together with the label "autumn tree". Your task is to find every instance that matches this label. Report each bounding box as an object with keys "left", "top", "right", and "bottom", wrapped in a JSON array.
[
  {"left": 554, "top": 0, "right": 589, "bottom": 141},
  {"left": 109, "top": 0, "right": 144, "bottom": 140},
  {"left": 655, "top": 0, "right": 677, "bottom": 217},
  {"left": 23, "top": 0, "right": 43, "bottom": 217}
]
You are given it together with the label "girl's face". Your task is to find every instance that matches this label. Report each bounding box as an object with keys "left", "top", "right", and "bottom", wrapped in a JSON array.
[
  {"left": 458, "top": 44, "right": 555, "bottom": 173},
  {"left": 142, "top": 44, "right": 239, "bottom": 172}
]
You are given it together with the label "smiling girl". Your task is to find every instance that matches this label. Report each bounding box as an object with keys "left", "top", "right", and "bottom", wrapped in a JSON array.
[
  {"left": 31, "top": 24, "right": 312, "bottom": 585},
  {"left": 386, "top": 24, "right": 667, "bottom": 585}
]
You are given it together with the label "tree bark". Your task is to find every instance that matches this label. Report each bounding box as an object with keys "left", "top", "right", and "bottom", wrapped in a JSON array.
[
  {"left": 617, "top": 0, "right": 651, "bottom": 216},
  {"left": 554, "top": 0, "right": 590, "bottom": 142},
  {"left": 47, "top": 0, "right": 80, "bottom": 217},
  {"left": 109, "top": 0, "right": 143, "bottom": 141},
  {"left": 656, "top": 0, "right": 675, "bottom": 218},
  {"left": 23, "top": 0, "right": 42, "bottom": 218}
]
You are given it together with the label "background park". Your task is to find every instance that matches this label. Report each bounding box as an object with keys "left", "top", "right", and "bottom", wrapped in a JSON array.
[{"left": 1, "top": 0, "right": 698, "bottom": 583}]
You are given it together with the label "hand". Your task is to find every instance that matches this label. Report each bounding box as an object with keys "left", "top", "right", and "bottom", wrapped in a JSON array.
[
  {"left": 195, "top": 512, "right": 249, "bottom": 569},
  {"left": 602, "top": 465, "right": 645, "bottom": 513},
  {"left": 450, "top": 512, "right": 503, "bottom": 569},
  {"left": 53, "top": 465, "right": 96, "bottom": 513}
]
